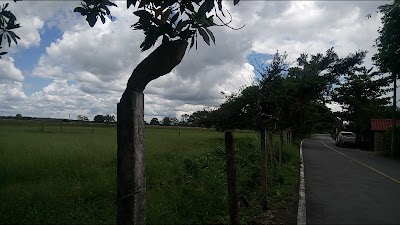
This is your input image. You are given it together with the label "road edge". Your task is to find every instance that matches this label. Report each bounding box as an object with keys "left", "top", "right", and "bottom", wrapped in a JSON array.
[{"left": 297, "top": 139, "right": 306, "bottom": 225}]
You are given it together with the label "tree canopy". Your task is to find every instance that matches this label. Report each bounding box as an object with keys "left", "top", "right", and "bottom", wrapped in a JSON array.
[
  {"left": 373, "top": 0, "right": 400, "bottom": 76},
  {"left": 74, "top": 0, "right": 242, "bottom": 51},
  {"left": 149, "top": 117, "right": 160, "bottom": 125},
  {"left": 94, "top": 114, "right": 106, "bottom": 123}
]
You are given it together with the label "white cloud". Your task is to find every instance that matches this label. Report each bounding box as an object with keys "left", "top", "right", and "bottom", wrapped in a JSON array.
[
  {"left": 17, "top": 16, "right": 44, "bottom": 48},
  {"left": 0, "top": 79, "right": 119, "bottom": 119},
  {"left": 1, "top": 1, "right": 397, "bottom": 120},
  {"left": 0, "top": 57, "right": 24, "bottom": 83},
  {"left": 0, "top": 82, "right": 26, "bottom": 115}
]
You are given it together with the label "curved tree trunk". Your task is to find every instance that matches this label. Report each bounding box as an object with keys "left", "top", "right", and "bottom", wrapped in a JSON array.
[{"left": 117, "top": 40, "right": 187, "bottom": 225}]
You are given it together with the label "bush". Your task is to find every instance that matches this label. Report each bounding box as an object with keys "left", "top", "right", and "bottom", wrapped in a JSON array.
[{"left": 384, "top": 126, "right": 400, "bottom": 157}]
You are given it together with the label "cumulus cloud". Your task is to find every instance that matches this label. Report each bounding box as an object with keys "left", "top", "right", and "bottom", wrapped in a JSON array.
[
  {"left": 0, "top": 57, "right": 24, "bottom": 83},
  {"left": 248, "top": 1, "right": 386, "bottom": 66},
  {"left": 0, "top": 79, "right": 119, "bottom": 119},
  {"left": 31, "top": 2, "right": 141, "bottom": 95},
  {"left": 0, "top": 82, "right": 26, "bottom": 115},
  {"left": 2, "top": 1, "right": 397, "bottom": 120}
]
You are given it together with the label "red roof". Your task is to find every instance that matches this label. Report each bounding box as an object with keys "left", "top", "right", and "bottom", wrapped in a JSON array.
[{"left": 371, "top": 119, "right": 400, "bottom": 131}]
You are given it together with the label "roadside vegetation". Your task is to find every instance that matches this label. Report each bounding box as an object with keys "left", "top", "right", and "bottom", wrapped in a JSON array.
[{"left": 0, "top": 121, "right": 299, "bottom": 224}]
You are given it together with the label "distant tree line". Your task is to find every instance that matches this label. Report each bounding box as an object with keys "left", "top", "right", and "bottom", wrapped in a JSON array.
[
  {"left": 93, "top": 114, "right": 116, "bottom": 125},
  {"left": 148, "top": 112, "right": 219, "bottom": 127}
]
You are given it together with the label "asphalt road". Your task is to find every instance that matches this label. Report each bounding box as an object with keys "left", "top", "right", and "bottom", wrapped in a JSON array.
[{"left": 303, "top": 134, "right": 400, "bottom": 224}]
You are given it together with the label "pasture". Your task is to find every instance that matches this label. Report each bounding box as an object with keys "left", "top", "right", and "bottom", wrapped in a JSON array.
[{"left": 0, "top": 120, "right": 299, "bottom": 224}]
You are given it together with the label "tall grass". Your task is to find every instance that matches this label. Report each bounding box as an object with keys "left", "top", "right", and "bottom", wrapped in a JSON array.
[
  {"left": 0, "top": 121, "right": 299, "bottom": 224},
  {"left": 0, "top": 124, "right": 116, "bottom": 224}
]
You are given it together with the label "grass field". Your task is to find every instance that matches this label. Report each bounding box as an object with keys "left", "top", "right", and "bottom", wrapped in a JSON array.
[{"left": 0, "top": 120, "right": 299, "bottom": 224}]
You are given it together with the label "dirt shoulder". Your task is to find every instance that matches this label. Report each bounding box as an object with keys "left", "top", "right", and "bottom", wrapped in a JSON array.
[{"left": 249, "top": 187, "right": 299, "bottom": 225}]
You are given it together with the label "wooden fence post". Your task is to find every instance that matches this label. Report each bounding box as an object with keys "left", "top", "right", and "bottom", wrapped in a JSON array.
[
  {"left": 268, "top": 132, "right": 276, "bottom": 179},
  {"left": 391, "top": 75, "right": 396, "bottom": 158},
  {"left": 279, "top": 131, "right": 283, "bottom": 169},
  {"left": 260, "top": 128, "right": 268, "bottom": 210},
  {"left": 117, "top": 90, "right": 145, "bottom": 225},
  {"left": 225, "top": 131, "right": 239, "bottom": 225}
]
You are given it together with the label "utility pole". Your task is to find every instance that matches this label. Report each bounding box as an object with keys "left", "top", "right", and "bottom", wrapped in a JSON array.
[{"left": 391, "top": 75, "right": 397, "bottom": 158}]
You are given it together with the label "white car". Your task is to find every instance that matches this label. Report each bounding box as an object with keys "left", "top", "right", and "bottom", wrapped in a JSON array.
[{"left": 336, "top": 131, "right": 356, "bottom": 147}]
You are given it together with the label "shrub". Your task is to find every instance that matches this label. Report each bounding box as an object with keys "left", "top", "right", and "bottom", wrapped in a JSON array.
[{"left": 384, "top": 126, "right": 400, "bottom": 157}]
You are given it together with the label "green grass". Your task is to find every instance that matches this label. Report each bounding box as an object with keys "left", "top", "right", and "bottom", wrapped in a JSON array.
[{"left": 0, "top": 120, "right": 299, "bottom": 224}]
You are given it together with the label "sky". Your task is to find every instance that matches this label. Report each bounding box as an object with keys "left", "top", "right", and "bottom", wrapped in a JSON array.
[{"left": 0, "top": 0, "right": 398, "bottom": 122}]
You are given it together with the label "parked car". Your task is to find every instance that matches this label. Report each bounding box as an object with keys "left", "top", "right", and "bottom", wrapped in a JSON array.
[{"left": 336, "top": 131, "right": 356, "bottom": 147}]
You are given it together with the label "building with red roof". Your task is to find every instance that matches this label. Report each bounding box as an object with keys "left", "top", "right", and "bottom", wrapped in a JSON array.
[{"left": 370, "top": 119, "right": 400, "bottom": 152}]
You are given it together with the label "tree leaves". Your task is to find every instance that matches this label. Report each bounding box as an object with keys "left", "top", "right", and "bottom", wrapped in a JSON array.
[
  {"left": 72, "top": 0, "right": 241, "bottom": 52},
  {"left": 204, "top": 27, "right": 215, "bottom": 44},
  {"left": 73, "top": 0, "right": 118, "bottom": 27},
  {"left": 170, "top": 12, "right": 179, "bottom": 24},
  {"left": 0, "top": 46, "right": 6, "bottom": 58},
  {"left": 1, "top": 0, "right": 241, "bottom": 57},
  {"left": 373, "top": 0, "right": 400, "bottom": 75},
  {"left": 73, "top": 7, "right": 88, "bottom": 16},
  {"left": 0, "top": 2, "right": 21, "bottom": 58},
  {"left": 198, "top": 0, "right": 214, "bottom": 16},
  {"left": 176, "top": 20, "right": 191, "bottom": 32},
  {"left": 133, "top": 10, "right": 152, "bottom": 20},
  {"left": 127, "top": 0, "right": 139, "bottom": 9},
  {"left": 332, "top": 66, "right": 390, "bottom": 134},
  {"left": 129, "top": 1, "right": 225, "bottom": 51},
  {"left": 198, "top": 27, "right": 210, "bottom": 45}
]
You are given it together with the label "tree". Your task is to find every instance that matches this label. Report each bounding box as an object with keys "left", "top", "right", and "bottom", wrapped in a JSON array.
[
  {"left": 149, "top": 117, "right": 160, "bottom": 125},
  {"left": 162, "top": 116, "right": 171, "bottom": 126},
  {"left": 258, "top": 51, "right": 290, "bottom": 131},
  {"left": 181, "top": 113, "right": 190, "bottom": 123},
  {"left": 2, "top": 0, "right": 243, "bottom": 56},
  {"left": 94, "top": 114, "right": 106, "bottom": 123},
  {"left": 333, "top": 65, "right": 390, "bottom": 144},
  {"left": 188, "top": 109, "right": 215, "bottom": 128},
  {"left": 77, "top": 115, "right": 89, "bottom": 121},
  {"left": 373, "top": 0, "right": 400, "bottom": 157},
  {"left": 105, "top": 114, "right": 115, "bottom": 125},
  {"left": 74, "top": 0, "right": 242, "bottom": 52},
  {"left": 169, "top": 116, "right": 179, "bottom": 126},
  {"left": 373, "top": 0, "right": 400, "bottom": 76},
  {"left": 73, "top": 1, "right": 242, "bottom": 223},
  {"left": 257, "top": 51, "right": 292, "bottom": 182},
  {"left": 15, "top": 113, "right": 22, "bottom": 119},
  {"left": 283, "top": 49, "right": 368, "bottom": 139},
  {"left": 3, "top": 1, "right": 242, "bottom": 224}
]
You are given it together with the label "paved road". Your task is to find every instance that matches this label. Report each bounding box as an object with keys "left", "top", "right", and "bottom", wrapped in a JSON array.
[{"left": 303, "top": 134, "right": 400, "bottom": 224}]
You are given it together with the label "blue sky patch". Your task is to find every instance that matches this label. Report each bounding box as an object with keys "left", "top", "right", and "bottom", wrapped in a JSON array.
[
  {"left": 246, "top": 51, "right": 273, "bottom": 78},
  {"left": 14, "top": 24, "right": 63, "bottom": 96}
]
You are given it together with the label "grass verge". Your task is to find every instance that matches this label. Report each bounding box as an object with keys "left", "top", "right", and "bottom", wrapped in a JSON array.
[{"left": 0, "top": 121, "right": 299, "bottom": 224}]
